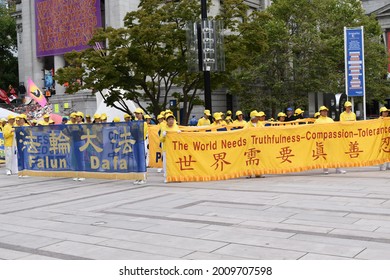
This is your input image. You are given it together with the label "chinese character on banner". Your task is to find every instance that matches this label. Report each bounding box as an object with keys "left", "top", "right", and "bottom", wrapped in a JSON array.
[
  {"left": 80, "top": 128, "right": 103, "bottom": 152},
  {"left": 176, "top": 155, "right": 196, "bottom": 171},
  {"left": 49, "top": 131, "right": 70, "bottom": 154},
  {"left": 244, "top": 148, "right": 261, "bottom": 166},
  {"left": 381, "top": 137, "right": 390, "bottom": 153},
  {"left": 312, "top": 142, "right": 327, "bottom": 160},
  {"left": 276, "top": 146, "right": 295, "bottom": 163},
  {"left": 111, "top": 127, "right": 135, "bottom": 154},
  {"left": 21, "top": 130, "right": 41, "bottom": 153},
  {"left": 210, "top": 152, "right": 231, "bottom": 171},
  {"left": 345, "top": 141, "right": 363, "bottom": 158}
]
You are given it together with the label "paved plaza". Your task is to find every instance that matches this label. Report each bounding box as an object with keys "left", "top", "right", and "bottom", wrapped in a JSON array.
[{"left": 1, "top": 166, "right": 390, "bottom": 260}]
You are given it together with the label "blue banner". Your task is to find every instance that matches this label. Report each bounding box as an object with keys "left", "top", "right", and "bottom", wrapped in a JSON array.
[
  {"left": 345, "top": 27, "right": 365, "bottom": 97},
  {"left": 0, "top": 132, "right": 4, "bottom": 161},
  {"left": 15, "top": 122, "right": 146, "bottom": 177}
]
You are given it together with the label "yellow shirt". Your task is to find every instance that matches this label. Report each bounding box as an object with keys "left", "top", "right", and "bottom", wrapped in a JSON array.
[
  {"left": 233, "top": 119, "right": 247, "bottom": 125},
  {"left": 244, "top": 121, "right": 263, "bottom": 128},
  {"left": 159, "top": 124, "right": 180, "bottom": 152},
  {"left": 3, "top": 123, "right": 14, "bottom": 147},
  {"left": 315, "top": 116, "right": 334, "bottom": 124},
  {"left": 339, "top": 111, "right": 356, "bottom": 122},
  {"left": 197, "top": 117, "right": 210, "bottom": 126}
]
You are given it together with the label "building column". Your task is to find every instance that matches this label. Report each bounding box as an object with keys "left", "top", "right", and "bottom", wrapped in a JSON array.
[{"left": 54, "top": 55, "right": 66, "bottom": 95}]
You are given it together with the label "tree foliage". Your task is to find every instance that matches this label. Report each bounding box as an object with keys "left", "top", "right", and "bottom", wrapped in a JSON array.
[
  {"left": 227, "top": 0, "right": 389, "bottom": 114},
  {"left": 0, "top": 3, "right": 18, "bottom": 89}
]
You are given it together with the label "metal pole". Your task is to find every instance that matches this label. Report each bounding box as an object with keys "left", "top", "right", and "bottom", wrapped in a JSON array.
[{"left": 200, "top": 0, "right": 212, "bottom": 111}]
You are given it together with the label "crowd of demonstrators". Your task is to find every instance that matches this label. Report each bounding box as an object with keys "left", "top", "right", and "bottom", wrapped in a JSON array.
[{"left": 2, "top": 100, "right": 389, "bottom": 181}]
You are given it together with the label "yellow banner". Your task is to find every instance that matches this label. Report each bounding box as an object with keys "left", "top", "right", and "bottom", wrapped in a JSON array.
[
  {"left": 165, "top": 118, "right": 390, "bottom": 182},
  {"left": 148, "top": 125, "right": 163, "bottom": 168}
]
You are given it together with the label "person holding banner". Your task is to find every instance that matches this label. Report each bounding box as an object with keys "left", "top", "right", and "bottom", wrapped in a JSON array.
[
  {"left": 160, "top": 113, "right": 180, "bottom": 182},
  {"left": 315, "top": 106, "right": 346, "bottom": 174},
  {"left": 233, "top": 110, "right": 246, "bottom": 125},
  {"left": 134, "top": 108, "right": 148, "bottom": 184},
  {"left": 379, "top": 107, "right": 390, "bottom": 171},
  {"left": 3, "top": 115, "right": 18, "bottom": 175},
  {"left": 197, "top": 109, "right": 211, "bottom": 126},
  {"left": 339, "top": 101, "right": 356, "bottom": 122},
  {"left": 245, "top": 110, "right": 263, "bottom": 128}
]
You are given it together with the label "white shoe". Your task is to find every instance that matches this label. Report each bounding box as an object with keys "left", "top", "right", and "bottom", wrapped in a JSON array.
[
  {"left": 138, "top": 180, "right": 146, "bottom": 185},
  {"left": 336, "top": 169, "right": 346, "bottom": 174},
  {"left": 157, "top": 168, "right": 162, "bottom": 173},
  {"left": 6, "top": 170, "right": 11, "bottom": 176},
  {"left": 73, "top": 178, "right": 78, "bottom": 181},
  {"left": 164, "top": 179, "right": 168, "bottom": 183},
  {"left": 380, "top": 165, "right": 386, "bottom": 171},
  {"left": 133, "top": 180, "right": 140, "bottom": 185},
  {"left": 78, "top": 178, "right": 85, "bottom": 181}
]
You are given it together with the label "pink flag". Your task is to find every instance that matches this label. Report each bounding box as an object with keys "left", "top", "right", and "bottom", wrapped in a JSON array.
[
  {"left": 0, "top": 89, "right": 11, "bottom": 104},
  {"left": 28, "top": 78, "right": 47, "bottom": 107}
]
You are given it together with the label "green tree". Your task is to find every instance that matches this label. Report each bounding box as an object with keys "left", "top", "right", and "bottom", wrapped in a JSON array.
[
  {"left": 0, "top": 3, "right": 18, "bottom": 90},
  {"left": 227, "top": 0, "right": 389, "bottom": 114}
]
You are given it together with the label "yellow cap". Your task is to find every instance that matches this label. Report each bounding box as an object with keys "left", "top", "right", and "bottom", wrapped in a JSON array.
[
  {"left": 277, "top": 112, "right": 287, "bottom": 117},
  {"left": 319, "top": 106, "right": 328, "bottom": 111},
  {"left": 101, "top": 114, "right": 107, "bottom": 120},
  {"left": 250, "top": 110, "right": 258, "bottom": 119},
  {"left": 295, "top": 108, "right": 304, "bottom": 115},
  {"left": 225, "top": 116, "right": 232, "bottom": 120},
  {"left": 165, "top": 113, "right": 175, "bottom": 119},
  {"left": 258, "top": 111, "right": 266, "bottom": 117},
  {"left": 157, "top": 114, "right": 164, "bottom": 120},
  {"left": 43, "top": 114, "right": 50, "bottom": 118},
  {"left": 70, "top": 112, "right": 77, "bottom": 118},
  {"left": 144, "top": 114, "right": 152, "bottom": 119},
  {"left": 204, "top": 109, "right": 211, "bottom": 116},
  {"left": 380, "top": 106, "right": 388, "bottom": 113},
  {"left": 0, "top": 118, "right": 6, "bottom": 122},
  {"left": 226, "top": 110, "right": 232, "bottom": 115},
  {"left": 134, "top": 108, "right": 144, "bottom": 114},
  {"left": 235, "top": 110, "right": 243, "bottom": 116},
  {"left": 314, "top": 112, "right": 320, "bottom": 118},
  {"left": 85, "top": 114, "right": 91, "bottom": 118},
  {"left": 93, "top": 113, "right": 101, "bottom": 119},
  {"left": 32, "top": 119, "right": 37, "bottom": 123},
  {"left": 124, "top": 113, "right": 131, "bottom": 119},
  {"left": 344, "top": 101, "right": 352, "bottom": 107},
  {"left": 165, "top": 109, "right": 173, "bottom": 114},
  {"left": 19, "top": 114, "right": 27, "bottom": 119},
  {"left": 76, "top": 111, "right": 84, "bottom": 118},
  {"left": 113, "top": 117, "right": 120, "bottom": 122},
  {"left": 214, "top": 114, "right": 222, "bottom": 121}
]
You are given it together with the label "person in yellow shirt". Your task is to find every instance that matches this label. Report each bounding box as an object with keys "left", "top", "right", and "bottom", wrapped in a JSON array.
[
  {"left": 67, "top": 112, "right": 77, "bottom": 124},
  {"left": 3, "top": 115, "right": 17, "bottom": 175},
  {"left": 38, "top": 114, "right": 51, "bottom": 126},
  {"left": 315, "top": 106, "right": 346, "bottom": 174},
  {"left": 17, "top": 114, "right": 29, "bottom": 127},
  {"left": 211, "top": 113, "right": 223, "bottom": 126},
  {"left": 379, "top": 107, "right": 390, "bottom": 171},
  {"left": 197, "top": 109, "right": 211, "bottom": 126},
  {"left": 277, "top": 112, "right": 286, "bottom": 122},
  {"left": 0, "top": 118, "right": 7, "bottom": 131},
  {"left": 245, "top": 111, "right": 263, "bottom": 128},
  {"left": 124, "top": 113, "right": 132, "bottom": 122},
  {"left": 339, "top": 101, "right": 356, "bottom": 121},
  {"left": 93, "top": 113, "right": 101, "bottom": 123},
  {"left": 159, "top": 113, "right": 180, "bottom": 183},
  {"left": 233, "top": 110, "right": 247, "bottom": 126}
]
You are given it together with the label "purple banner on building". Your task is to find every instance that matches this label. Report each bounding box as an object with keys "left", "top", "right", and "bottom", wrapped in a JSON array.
[{"left": 35, "top": 0, "right": 102, "bottom": 57}]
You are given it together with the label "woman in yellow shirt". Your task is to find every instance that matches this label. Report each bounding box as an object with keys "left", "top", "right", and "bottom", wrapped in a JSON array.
[
  {"left": 339, "top": 101, "right": 356, "bottom": 121},
  {"left": 315, "top": 106, "right": 346, "bottom": 174},
  {"left": 159, "top": 113, "right": 180, "bottom": 182}
]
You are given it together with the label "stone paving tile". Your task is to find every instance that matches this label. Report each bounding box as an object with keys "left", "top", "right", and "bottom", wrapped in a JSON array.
[
  {"left": 0, "top": 248, "right": 32, "bottom": 259},
  {"left": 203, "top": 231, "right": 365, "bottom": 258},
  {"left": 0, "top": 233, "right": 61, "bottom": 249},
  {"left": 90, "top": 228, "right": 227, "bottom": 252},
  {"left": 298, "top": 253, "right": 353, "bottom": 260},
  {"left": 0, "top": 223, "right": 43, "bottom": 234},
  {"left": 98, "top": 239, "right": 193, "bottom": 258},
  {"left": 182, "top": 251, "right": 251, "bottom": 260},
  {"left": 329, "top": 228, "right": 390, "bottom": 240},
  {"left": 41, "top": 240, "right": 176, "bottom": 260},
  {"left": 283, "top": 218, "right": 378, "bottom": 232},
  {"left": 202, "top": 225, "right": 296, "bottom": 239},
  {"left": 31, "top": 229, "right": 108, "bottom": 244},
  {"left": 287, "top": 213, "right": 359, "bottom": 224},
  {"left": 213, "top": 243, "right": 305, "bottom": 260},
  {"left": 16, "top": 254, "right": 61, "bottom": 260},
  {"left": 354, "top": 218, "right": 390, "bottom": 228},
  {"left": 354, "top": 248, "right": 390, "bottom": 260},
  {"left": 239, "top": 220, "right": 333, "bottom": 234},
  {"left": 291, "top": 233, "right": 390, "bottom": 251},
  {"left": 139, "top": 224, "right": 217, "bottom": 238}
]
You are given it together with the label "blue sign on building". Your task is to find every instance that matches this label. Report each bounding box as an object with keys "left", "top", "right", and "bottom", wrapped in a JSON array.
[{"left": 344, "top": 27, "right": 365, "bottom": 97}]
